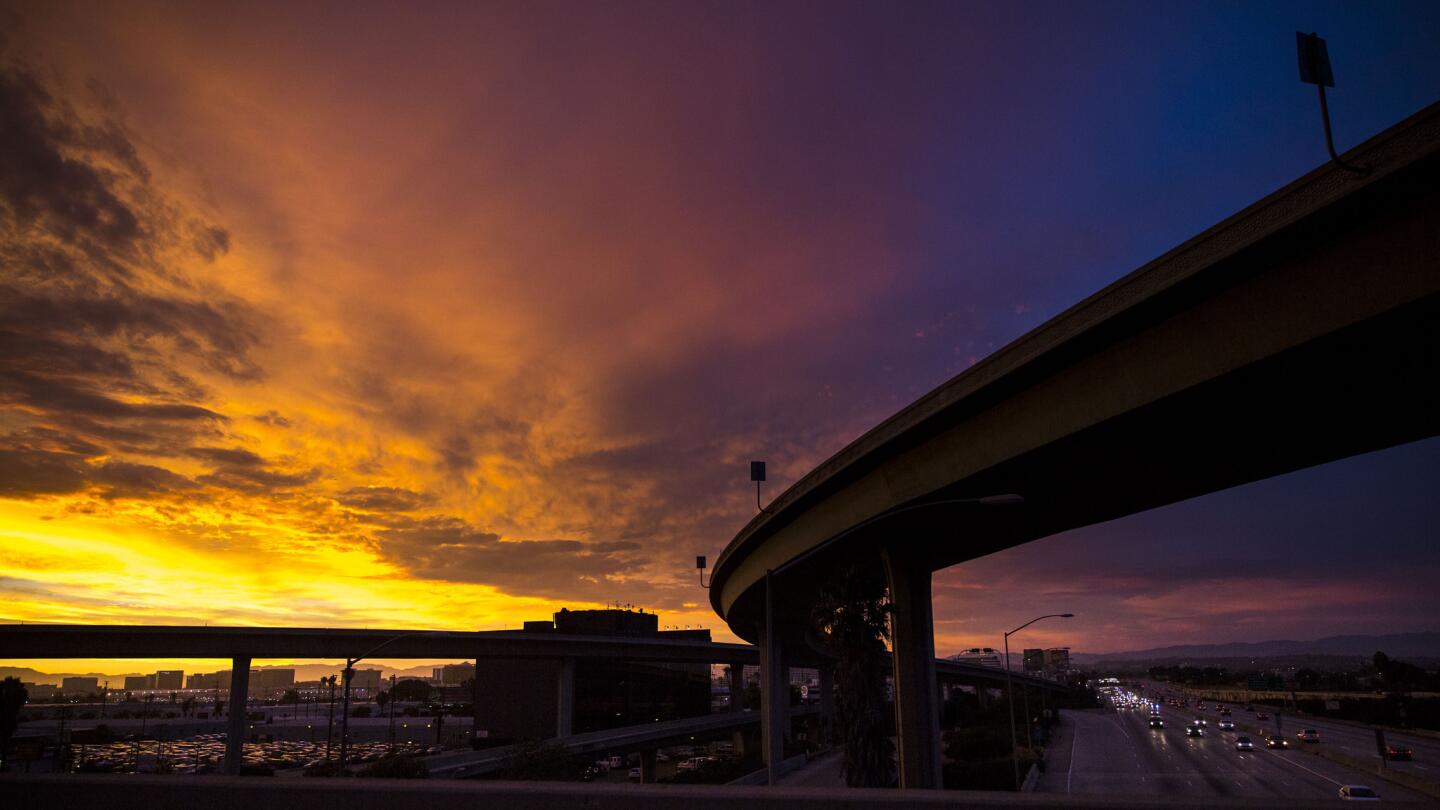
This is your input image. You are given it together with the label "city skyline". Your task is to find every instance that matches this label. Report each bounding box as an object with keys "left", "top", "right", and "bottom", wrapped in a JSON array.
[{"left": 3, "top": 0, "right": 1440, "bottom": 664}]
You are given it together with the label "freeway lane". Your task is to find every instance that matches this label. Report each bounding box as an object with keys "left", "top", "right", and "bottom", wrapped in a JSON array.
[
  {"left": 1041, "top": 700, "right": 1431, "bottom": 802},
  {"left": 1153, "top": 701, "right": 1431, "bottom": 803},
  {"left": 1146, "top": 682, "right": 1440, "bottom": 784}
]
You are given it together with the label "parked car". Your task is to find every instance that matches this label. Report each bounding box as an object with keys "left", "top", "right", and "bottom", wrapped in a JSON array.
[{"left": 628, "top": 767, "right": 642, "bottom": 782}]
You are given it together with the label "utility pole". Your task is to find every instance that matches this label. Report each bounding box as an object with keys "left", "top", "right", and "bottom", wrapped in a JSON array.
[
  {"left": 325, "top": 675, "right": 337, "bottom": 761},
  {"left": 388, "top": 674, "right": 397, "bottom": 753}
]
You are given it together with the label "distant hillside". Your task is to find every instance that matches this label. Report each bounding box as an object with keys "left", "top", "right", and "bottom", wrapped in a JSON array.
[
  {"left": 1, "top": 662, "right": 457, "bottom": 686},
  {"left": 1074, "top": 632, "right": 1440, "bottom": 665}
]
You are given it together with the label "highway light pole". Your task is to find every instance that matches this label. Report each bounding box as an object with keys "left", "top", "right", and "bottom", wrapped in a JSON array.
[
  {"left": 1005, "top": 613, "right": 1073, "bottom": 791},
  {"left": 338, "top": 632, "right": 424, "bottom": 775}
]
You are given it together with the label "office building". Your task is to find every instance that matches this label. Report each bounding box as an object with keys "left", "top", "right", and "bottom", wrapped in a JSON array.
[
  {"left": 475, "top": 608, "right": 711, "bottom": 741},
  {"left": 434, "top": 663, "right": 475, "bottom": 686},
  {"left": 61, "top": 677, "right": 99, "bottom": 694},
  {"left": 351, "top": 668, "right": 383, "bottom": 690},
  {"left": 154, "top": 670, "right": 184, "bottom": 690},
  {"left": 1023, "top": 648, "right": 1045, "bottom": 673},
  {"left": 1043, "top": 648, "right": 1071, "bottom": 671},
  {"left": 124, "top": 675, "right": 153, "bottom": 692},
  {"left": 952, "top": 647, "right": 1004, "bottom": 668},
  {"left": 255, "top": 669, "right": 295, "bottom": 690}
]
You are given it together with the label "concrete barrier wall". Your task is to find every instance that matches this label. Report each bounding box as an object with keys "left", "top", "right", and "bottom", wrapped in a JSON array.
[{"left": 2, "top": 773, "right": 1360, "bottom": 809}]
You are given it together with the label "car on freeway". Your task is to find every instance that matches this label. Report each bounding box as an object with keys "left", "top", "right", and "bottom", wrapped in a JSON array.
[
  {"left": 1385, "top": 745, "right": 1413, "bottom": 761},
  {"left": 1235, "top": 736, "right": 1255, "bottom": 751},
  {"left": 1244, "top": 705, "right": 1255, "bottom": 712},
  {"left": 1266, "top": 736, "right": 1290, "bottom": 749},
  {"left": 1298, "top": 729, "right": 1321, "bottom": 743},
  {"left": 1149, "top": 717, "right": 1165, "bottom": 729},
  {"left": 1256, "top": 712, "right": 1270, "bottom": 721},
  {"left": 1218, "top": 720, "right": 1235, "bottom": 731},
  {"left": 1220, "top": 708, "right": 1232, "bottom": 717},
  {"left": 1193, "top": 717, "right": 1208, "bottom": 726},
  {"left": 1338, "top": 785, "right": 1381, "bottom": 801},
  {"left": 1186, "top": 724, "right": 1205, "bottom": 737}
]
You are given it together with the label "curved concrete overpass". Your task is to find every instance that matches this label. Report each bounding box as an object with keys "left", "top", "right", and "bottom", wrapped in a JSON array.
[{"left": 710, "top": 101, "right": 1440, "bottom": 787}]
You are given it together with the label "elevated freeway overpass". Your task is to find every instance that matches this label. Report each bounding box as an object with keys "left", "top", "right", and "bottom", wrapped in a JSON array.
[
  {"left": 0, "top": 623, "right": 1066, "bottom": 777},
  {"left": 710, "top": 100, "right": 1440, "bottom": 788}
]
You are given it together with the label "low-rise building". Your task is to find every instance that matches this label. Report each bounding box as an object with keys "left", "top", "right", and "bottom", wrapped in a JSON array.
[{"left": 61, "top": 677, "right": 99, "bottom": 694}]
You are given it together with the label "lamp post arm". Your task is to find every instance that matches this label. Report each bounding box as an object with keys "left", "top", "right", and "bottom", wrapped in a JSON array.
[
  {"left": 349, "top": 632, "right": 427, "bottom": 668},
  {"left": 1006, "top": 614, "right": 1072, "bottom": 637}
]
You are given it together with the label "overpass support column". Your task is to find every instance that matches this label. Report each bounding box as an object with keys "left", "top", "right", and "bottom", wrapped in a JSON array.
[
  {"left": 818, "top": 664, "right": 835, "bottom": 746},
  {"left": 224, "top": 657, "right": 250, "bottom": 775},
  {"left": 757, "top": 572, "right": 788, "bottom": 785},
  {"left": 556, "top": 657, "right": 576, "bottom": 738},
  {"left": 639, "top": 748, "right": 658, "bottom": 783},
  {"left": 882, "top": 546, "right": 942, "bottom": 789},
  {"left": 727, "top": 662, "right": 746, "bottom": 712}
]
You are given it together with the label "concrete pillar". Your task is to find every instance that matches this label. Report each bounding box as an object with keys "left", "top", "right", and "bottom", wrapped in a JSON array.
[
  {"left": 639, "top": 748, "right": 657, "bottom": 783},
  {"left": 727, "top": 662, "right": 746, "bottom": 712},
  {"left": 224, "top": 657, "right": 250, "bottom": 775},
  {"left": 731, "top": 729, "right": 747, "bottom": 758},
  {"left": 882, "top": 546, "right": 942, "bottom": 789},
  {"left": 818, "top": 664, "right": 835, "bottom": 747},
  {"left": 758, "top": 572, "right": 788, "bottom": 784},
  {"left": 556, "top": 657, "right": 576, "bottom": 738}
]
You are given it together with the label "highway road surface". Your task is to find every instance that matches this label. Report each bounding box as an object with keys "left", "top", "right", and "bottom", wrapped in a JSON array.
[
  {"left": 1149, "top": 684, "right": 1440, "bottom": 786},
  {"left": 1038, "top": 702, "right": 1432, "bottom": 803}
]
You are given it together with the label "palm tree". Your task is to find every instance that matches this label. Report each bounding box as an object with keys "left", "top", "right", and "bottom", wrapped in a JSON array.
[
  {"left": 811, "top": 561, "right": 895, "bottom": 787},
  {"left": 1, "top": 677, "right": 29, "bottom": 772}
]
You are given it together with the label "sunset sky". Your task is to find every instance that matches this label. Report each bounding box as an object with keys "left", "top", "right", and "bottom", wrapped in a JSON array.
[{"left": 3, "top": 1, "right": 1439, "bottom": 674}]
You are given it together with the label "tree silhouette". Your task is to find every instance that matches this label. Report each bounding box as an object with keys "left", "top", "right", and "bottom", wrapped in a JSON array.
[
  {"left": 811, "top": 560, "right": 895, "bottom": 788},
  {"left": 1, "top": 677, "right": 29, "bottom": 772}
]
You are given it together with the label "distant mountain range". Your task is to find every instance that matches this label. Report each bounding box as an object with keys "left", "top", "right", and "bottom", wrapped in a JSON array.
[
  {"left": 0, "top": 662, "right": 459, "bottom": 686},
  {"left": 1072, "top": 632, "right": 1440, "bottom": 665}
]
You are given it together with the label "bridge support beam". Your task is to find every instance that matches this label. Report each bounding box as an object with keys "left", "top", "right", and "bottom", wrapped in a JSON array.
[
  {"left": 818, "top": 664, "right": 835, "bottom": 746},
  {"left": 882, "top": 546, "right": 942, "bottom": 789},
  {"left": 556, "top": 657, "right": 576, "bottom": 738},
  {"left": 639, "top": 748, "right": 657, "bottom": 783},
  {"left": 224, "top": 657, "right": 250, "bottom": 775},
  {"left": 757, "top": 576, "right": 788, "bottom": 784},
  {"left": 727, "top": 662, "right": 746, "bottom": 712}
]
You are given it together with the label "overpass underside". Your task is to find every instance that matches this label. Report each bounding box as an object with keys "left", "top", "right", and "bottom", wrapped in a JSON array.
[{"left": 711, "top": 101, "right": 1440, "bottom": 789}]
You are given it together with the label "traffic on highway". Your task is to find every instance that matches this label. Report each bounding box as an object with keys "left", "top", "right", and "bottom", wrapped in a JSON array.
[{"left": 1038, "top": 683, "right": 1435, "bottom": 803}]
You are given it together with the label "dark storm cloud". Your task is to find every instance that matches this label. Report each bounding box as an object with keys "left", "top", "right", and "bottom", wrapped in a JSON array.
[
  {"left": 188, "top": 446, "right": 316, "bottom": 494},
  {"left": 0, "top": 62, "right": 141, "bottom": 252},
  {"left": 0, "top": 56, "right": 267, "bottom": 505},
  {"left": 336, "top": 486, "right": 433, "bottom": 512},
  {"left": 370, "top": 515, "right": 658, "bottom": 602},
  {"left": 0, "top": 448, "right": 87, "bottom": 497},
  {"left": 252, "top": 410, "right": 291, "bottom": 428},
  {"left": 89, "top": 459, "right": 197, "bottom": 499}
]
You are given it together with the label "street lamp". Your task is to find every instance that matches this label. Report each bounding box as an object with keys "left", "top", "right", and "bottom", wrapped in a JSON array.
[
  {"left": 338, "top": 632, "right": 425, "bottom": 775},
  {"left": 1005, "top": 612, "right": 1074, "bottom": 791}
]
